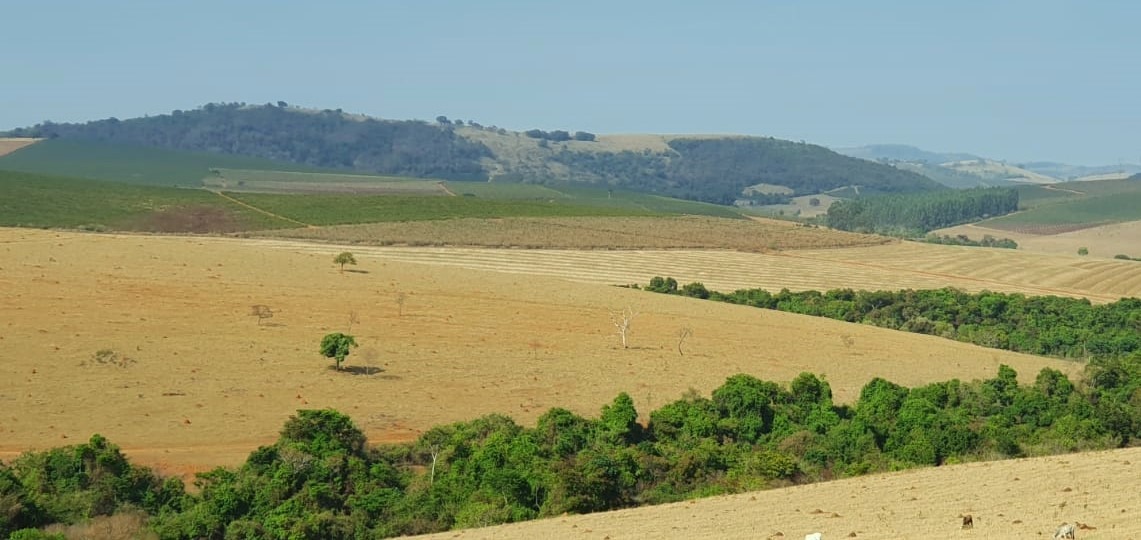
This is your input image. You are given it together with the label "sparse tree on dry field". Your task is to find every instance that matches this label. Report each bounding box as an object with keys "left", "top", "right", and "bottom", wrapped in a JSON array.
[
  {"left": 347, "top": 310, "right": 360, "bottom": 332},
  {"left": 610, "top": 306, "right": 637, "bottom": 349},
  {"left": 320, "top": 332, "right": 358, "bottom": 371},
  {"left": 677, "top": 327, "right": 693, "bottom": 356},
  {"left": 250, "top": 304, "right": 275, "bottom": 326},
  {"left": 334, "top": 252, "right": 357, "bottom": 272},
  {"left": 395, "top": 292, "right": 407, "bottom": 317}
]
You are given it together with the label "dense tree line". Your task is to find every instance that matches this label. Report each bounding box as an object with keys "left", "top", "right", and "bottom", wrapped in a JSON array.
[
  {"left": 4, "top": 356, "right": 1140, "bottom": 538},
  {"left": 922, "top": 233, "right": 1018, "bottom": 249},
  {"left": 524, "top": 129, "right": 597, "bottom": 142},
  {"left": 549, "top": 138, "right": 943, "bottom": 205},
  {"left": 6, "top": 103, "right": 492, "bottom": 180},
  {"left": 644, "top": 279, "right": 1141, "bottom": 358},
  {"left": 825, "top": 187, "right": 1019, "bottom": 235}
]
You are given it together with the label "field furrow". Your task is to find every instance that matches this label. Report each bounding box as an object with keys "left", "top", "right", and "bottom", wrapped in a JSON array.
[{"left": 235, "top": 238, "right": 1141, "bottom": 301}]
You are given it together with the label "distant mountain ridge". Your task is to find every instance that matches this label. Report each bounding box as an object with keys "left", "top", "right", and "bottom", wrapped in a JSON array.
[
  {"left": 834, "top": 144, "right": 982, "bottom": 164},
  {"left": 837, "top": 144, "right": 1141, "bottom": 188},
  {"left": 3, "top": 102, "right": 943, "bottom": 205}
]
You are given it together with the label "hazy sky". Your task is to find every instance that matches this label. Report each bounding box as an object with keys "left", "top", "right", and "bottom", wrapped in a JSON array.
[{"left": 2, "top": 1, "right": 1138, "bottom": 164}]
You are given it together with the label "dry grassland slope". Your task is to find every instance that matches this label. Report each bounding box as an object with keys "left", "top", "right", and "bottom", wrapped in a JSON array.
[
  {"left": 413, "top": 447, "right": 1141, "bottom": 540},
  {"left": 938, "top": 220, "right": 1141, "bottom": 260},
  {"left": 0, "top": 228, "right": 1079, "bottom": 477},
  {"left": 0, "top": 137, "right": 39, "bottom": 157}
]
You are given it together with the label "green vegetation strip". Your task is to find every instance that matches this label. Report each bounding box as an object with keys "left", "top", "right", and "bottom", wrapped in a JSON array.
[
  {"left": 984, "top": 190, "right": 1141, "bottom": 229},
  {"left": 4, "top": 356, "right": 1139, "bottom": 538},
  {"left": 0, "top": 139, "right": 324, "bottom": 187},
  {"left": 224, "top": 191, "right": 666, "bottom": 225},
  {"left": 0, "top": 170, "right": 293, "bottom": 231},
  {"left": 826, "top": 187, "right": 1019, "bottom": 235},
  {"left": 642, "top": 278, "right": 1141, "bottom": 359}
]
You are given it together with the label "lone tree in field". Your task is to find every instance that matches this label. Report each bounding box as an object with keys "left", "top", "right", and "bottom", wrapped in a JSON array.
[
  {"left": 334, "top": 252, "right": 357, "bottom": 272},
  {"left": 250, "top": 304, "right": 275, "bottom": 326},
  {"left": 320, "top": 333, "right": 358, "bottom": 371},
  {"left": 610, "top": 306, "right": 637, "bottom": 349},
  {"left": 677, "top": 327, "right": 693, "bottom": 356}
]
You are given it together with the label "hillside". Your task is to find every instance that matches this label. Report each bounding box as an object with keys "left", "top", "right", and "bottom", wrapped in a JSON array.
[
  {"left": 0, "top": 138, "right": 327, "bottom": 186},
  {"left": 834, "top": 143, "right": 981, "bottom": 164},
  {"left": 835, "top": 144, "right": 1141, "bottom": 190},
  {"left": 0, "top": 228, "right": 1087, "bottom": 475},
  {"left": 413, "top": 446, "right": 1141, "bottom": 539},
  {"left": 3, "top": 103, "right": 943, "bottom": 204}
]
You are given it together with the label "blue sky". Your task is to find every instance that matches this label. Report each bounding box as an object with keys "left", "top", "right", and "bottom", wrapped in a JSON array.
[{"left": 2, "top": 0, "right": 1137, "bottom": 165}]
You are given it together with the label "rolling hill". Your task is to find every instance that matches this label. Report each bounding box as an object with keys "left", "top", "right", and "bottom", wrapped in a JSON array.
[{"left": 2, "top": 103, "right": 943, "bottom": 205}]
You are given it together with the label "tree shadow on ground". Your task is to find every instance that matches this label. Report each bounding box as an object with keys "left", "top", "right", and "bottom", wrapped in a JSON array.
[
  {"left": 336, "top": 365, "right": 385, "bottom": 376},
  {"left": 345, "top": 269, "right": 371, "bottom": 274}
]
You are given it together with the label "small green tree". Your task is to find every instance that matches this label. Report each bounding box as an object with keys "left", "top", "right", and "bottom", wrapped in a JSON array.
[
  {"left": 319, "top": 333, "right": 358, "bottom": 371},
  {"left": 1077, "top": 247, "right": 1089, "bottom": 256},
  {"left": 333, "top": 252, "right": 357, "bottom": 272}
]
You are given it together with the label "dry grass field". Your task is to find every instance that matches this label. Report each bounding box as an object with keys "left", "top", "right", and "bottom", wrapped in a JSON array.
[
  {"left": 413, "top": 446, "right": 1141, "bottom": 539},
  {"left": 246, "top": 237, "right": 1141, "bottom": 302},
  {"left": 0, "top": 228, "right": 1083, "bottom": 480},
  {"left": 0, "top": 137, "right": 39, "bottom": 157},
  {"left": 937, "top": 220, "right": 1141, "bottom": 260},
  {"left": 265, "top": 216, "right": 890, "bottom": 251}
]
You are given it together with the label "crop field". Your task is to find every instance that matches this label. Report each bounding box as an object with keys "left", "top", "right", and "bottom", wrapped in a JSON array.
[
  {"left": 266, "top": 216, "right": 890, "bottom": 250},
  {"left": 202, "top": 168, "right": 449, "bottom": 195},
  {"left": 0, "top": 228, "right": 1081, "bottom": 477},
  {"left": 413, "top": 446, "right": 1141, "bottom": 539},
  {"left": 936, "top": 220, "right": 1141, "bottom": 259},
  {"left": 983, "top": 189, "right": 1141, "bottom": 233},
  {"left": 443, "top": 181, "right": 572, "bottom": 199},
  {"left": 224, "top": 191, "right": 676, "bottom": 225},
  {"left": 0, "top": 137, "right": 39, "bottom": 157},
  {"left": 1015, "top": 177, "right": 1141, "bottom": 209},
  {"left": 0, "top": 170, "right": 292, "bottom": 232},
  {"left": 0, "top": 139, "right": 323, "bottom": 186},
  {"left": 243, "top": 238, "right": 1141, "bottom": 302}
]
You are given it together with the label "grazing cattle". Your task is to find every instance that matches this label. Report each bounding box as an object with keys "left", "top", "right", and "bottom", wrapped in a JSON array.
[
  {"left": 805, "top": 534, "right": 823, "bottom": 540},
  {"left": 1054, "top": 522, "right": 1076, "bottom": 539},
  {"left": 961, "top": 514, "right": 974, "bottom": 529}
]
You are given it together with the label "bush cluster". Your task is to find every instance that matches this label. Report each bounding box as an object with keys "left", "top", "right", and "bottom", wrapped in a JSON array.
[{"left": 5, "top": 357, "right": 1140, "bottom": 538}]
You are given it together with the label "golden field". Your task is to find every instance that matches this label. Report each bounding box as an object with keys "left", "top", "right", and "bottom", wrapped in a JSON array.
[
  {"left": 0, "top": 227, "right": 1091, "bottom": 479},
  {"left": 0, "top": 137, "right": 39, "bottom": 157}
]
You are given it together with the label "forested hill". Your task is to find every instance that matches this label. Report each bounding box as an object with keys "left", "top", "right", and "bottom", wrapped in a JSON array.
[
  {"left": 5, "top": 103, "right": 943, "bottom": 203},
  {"left": 7, "top": 103, "right": 493, "bottom": 181}
]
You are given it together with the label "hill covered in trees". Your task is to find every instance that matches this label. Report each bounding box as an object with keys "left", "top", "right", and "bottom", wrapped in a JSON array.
[
  {"left": 4, "top": 103, "right": 943, "bottom": 204},
  {"left": 826, "top": 187, "right": 1019, "bottom": 235},
  {"left": 6, "top": 103, "right": 493, "bottom": 181}
]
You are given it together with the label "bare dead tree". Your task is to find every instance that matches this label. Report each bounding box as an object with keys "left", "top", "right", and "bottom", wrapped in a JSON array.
[
  {"left": 250, "top": 304, "right": 275, "bottom": 326},
  {"left": 347, "top": 310, "right": 360, "bottom": 332},
  {"left": 610, "top": 306, "right": 637, "bottom": 349},
  {"left": 429, "top": 444, "right": 441, "bottom": 485},
  {"left": 396, "top": 292, "right": 407, "bottom": 317},
  {"left": 677, "top": 327, "right": 693, "bottom": 356}
]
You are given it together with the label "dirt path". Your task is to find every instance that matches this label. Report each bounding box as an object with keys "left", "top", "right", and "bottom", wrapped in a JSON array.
[
  {"left": 208, "top": 190, "right": 314, "bottom": 227},
  {"left": 1042, "top": 184, "right": 1086, "bottom": 195},
  {"left": 437, "top": 181, "right": 457, "bottom": 196}
]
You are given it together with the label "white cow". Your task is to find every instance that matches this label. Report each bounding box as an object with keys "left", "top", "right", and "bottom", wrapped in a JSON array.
[
  {"left": 1053, "top": 522, "right": 1076, "bottom": 539},
  {"left": 804, "top": 534, "right": 823, "bottom": 540}
]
